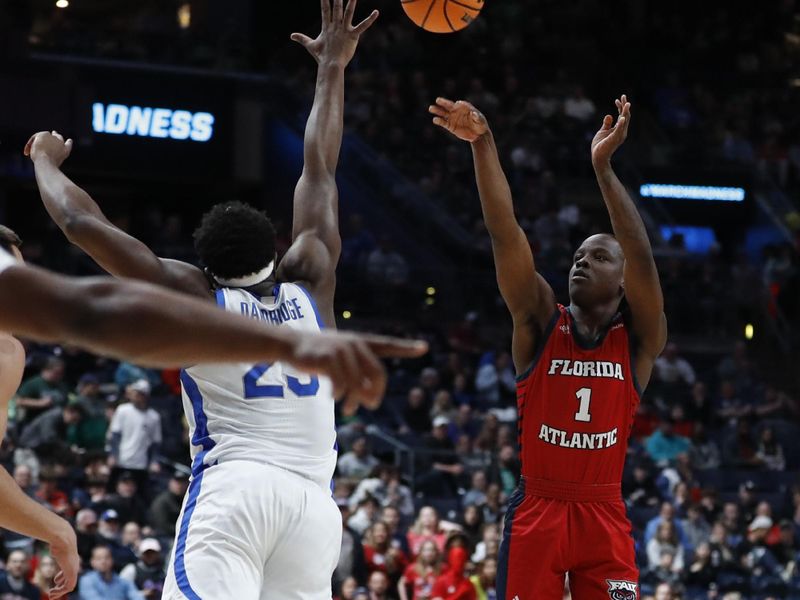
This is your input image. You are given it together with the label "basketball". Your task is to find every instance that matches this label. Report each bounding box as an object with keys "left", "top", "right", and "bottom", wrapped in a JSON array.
[{"left": 401, "top": 0, "right": 484, "bottom": 34}]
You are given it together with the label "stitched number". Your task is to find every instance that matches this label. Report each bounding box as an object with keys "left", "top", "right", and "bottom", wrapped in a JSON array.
[
  {"left": 574, "top": 387, "right": 592, "bottom": 422},
  {"left": 243, "top": 364, "right": 319, "bottom": 399}
]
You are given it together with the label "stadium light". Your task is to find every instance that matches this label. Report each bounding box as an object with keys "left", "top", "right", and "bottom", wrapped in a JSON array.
[
  {"left": 178, "top": 3, "right": 191, "bottom": 29},
  {"left": 745, "top": 324, "right": 754, "bottom": 340},
  {"left": 342, "top": 310, "right": 352, "bottom": 320},
  {"left": 426, "top": 286, "right": 436, "bottom": 296},
  {"left": 55, "top": 0, "right": 69, "bottom": 7}
]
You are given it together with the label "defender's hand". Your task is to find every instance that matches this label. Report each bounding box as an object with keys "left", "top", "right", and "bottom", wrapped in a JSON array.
[
  {"left": 289, "top": 331, "right": 427, "bottom": 408},
  {"left": 429, "top": 98, "right": 489, "bottom": 143},
  {"left": 24, "top": 131, "right": 73, "bottom": 166},
  {"left": 291, "top": 0, "right": 379, "bottom": 68},
  {"left": 48, "top": 525, "right": 79, "bottom": 599},
  {"left": 591, "top": 95, "right": 631, "bottom": 167}
]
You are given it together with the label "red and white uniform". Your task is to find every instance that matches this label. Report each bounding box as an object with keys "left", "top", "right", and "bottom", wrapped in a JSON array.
[{"left": 497, "top": 305, "right": 641, "bottom": 600}]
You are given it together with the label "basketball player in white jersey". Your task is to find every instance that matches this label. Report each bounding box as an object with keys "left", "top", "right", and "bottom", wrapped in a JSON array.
[
  {"left": 0, "top": 226, "right": 425, "bottom": 598},
  {"left": 29, "top": 0, "right": 381, "bottom": 597}
]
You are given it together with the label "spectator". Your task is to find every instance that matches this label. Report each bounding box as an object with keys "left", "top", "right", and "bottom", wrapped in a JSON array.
[
  {"left": 76, "top": 508, "right": 101, "bottom": 567},
  {"left": 366, "top": 571, "right": 390, "bottom": 600},
  {"left": 32, "top": 554, "right": 57, "bottom": 600},
  {"left": 481, "top": 484, "right": 505, "bottom": 526},
  {"left": 103, "top": 472, "right": 149, "bottom": 525},
  {"left": 645, "top": 421, "right": 691, "bottom": 464},
  {"left": 365, "top": 238, "right": 409, "bottom": 288},
  {"left": 741, "top": 515, "right": 783, "bottom": 590},
  {"left": 120, "top": 538, "right": 166, "bottom": 599},
  {"left": 653, "top": 343, "right": 696, "bottom": 387},
  {"left": 0, "top": 550, "right": 40, "bottom": 600},
  {"left": 689, "top": 423, "right": 721, "bottom": 470},
  {"left": 459, "top": 505, "right": 484, "bottom": 551},
  {"left": 755, "top": 426, "right": 786, "bottom": 471},
  {"left": 398, "top": 539, "right": 441, "bottom": 600},
  {"left": 348, "top": 495, "right": 381, "bottom": 536},
  {"left": 71, "top": 373, "right": 111, "bottom": 451},
  {"left": 708, "top": 521, "right": 737, "bottom": 572},
  {"left": 716, "top": 380, "right": 752, "bottom": 425},
  {"left": 362, "top": 521, "right": 408, "bottom": 580},
  {"left": 334, "top": 498, "right": 368, "bottom": 590},
  {"left": 623, "top": 463, "right": 661, "bottom": 508},
  {"left": 13, "top": 357, "right": 68, "bottom": 430},
  {"left": 685, "top": 381, "right": 713, "bottom": 425},
  {"left": 417, "top": 417, "right": 463, "bottom": 497},
  {"left": 338, "top": 437, "right": 380, "bottom": 481},
  {"left": 12, "top": 464, "right": 34, "bottom": 496},
  {"left": 336, "top": 576, "right": 358, "bottom": 600},
  {"left": 491, "top": 445, "right": 520, "bottom": 497},
  {"left": 78, "top": 546, "right": 143, "bottom": 600},
  {"left": 653, "top": 583, "right": 675, "bottom": 600},
  {"left": 148, "top": 470, "right": 189, "bottom": 538},
  {"left": 641, "top": 549, "right": 682, "bottom": 594},
  {"left": 681, "top": 504, "right": 711, "bottom": 552},
  {"left": 469, "top": 558, "right": 497, "bottom": 600},
  {"left": 121, "top": 522, "right": 142, "bottom": 556},
  {"left": 403, "top": 387, "right": 431, "bottom": 435},
  {"left": 462, "top": 471, "right": 488, "bottom": 508},
  {"left": 722, "top": 420, "right": 760, "bottom": 468},
  {"left": 474, "top": 352, "right": 515, "bottom": 409},
  {"left": 97, "top": 510, "right": 137, "bottom": 571},
  {"left": 768, "top": 519, "right": 797, "bottom": 566},
  {"left": 18, "top": 403, "right": 84, "bottom": 459},
  {"left": 471, "top": 524, "right": 500, "bottom": 563},
  {"left": 647, "top": 521, "right": 685, "bottom": 571},
  {"left": 430, "top": 546, "right": 475, "bottom": 600},
  {"left": 407, "top": 507, "right": 448, "bottom": 557},
  {"left": 645, "top": 502, "right": 687, "bottom": 546},
  {"left": 34, "top": 467, "right": 71, "bottom": 518},
  {"left": 108, "top": 379, "right": 162, "bottom": 491},
  {"left": 380, "top": 506, "right": 411, "bottom": 556},
  {"left": 685, "top": 541, "right": 716, "bottom": 591},
  {"left": 563, "top": 86, "right": 596, "bottom": 123}
]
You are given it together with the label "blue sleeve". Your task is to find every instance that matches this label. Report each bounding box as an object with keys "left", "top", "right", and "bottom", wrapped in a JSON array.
[
  {"left": 78, "top": 575, "right": 105, "bottom": 600},
  {"left": 126, "top": 579, "right": 145, "bottom": 600}
]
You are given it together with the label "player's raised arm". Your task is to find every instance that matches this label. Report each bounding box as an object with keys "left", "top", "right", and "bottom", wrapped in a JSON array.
[
  {"left": 590, "top": 95, "right": 667, "bottom": 371},
  {"left": 276, "top": 0, "right": 378, "bottom": 327},
  {"left": 429, "top": 98, "right": 556, "bottom": 373},
  {"left": 24, "top": 132, "right": 209, "bottom": 298},
  {"left": 0, "top": 258, "right": 426, "bottom": 405}
]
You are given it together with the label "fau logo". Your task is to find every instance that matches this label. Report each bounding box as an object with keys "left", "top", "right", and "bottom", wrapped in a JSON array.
[
  {"left": 92, "top": 103, "right": 215, "bottom": 142},
  {"left": 559, "top": 324, "right": 570, "bottom": 334},
  {"left": 606, "top": 580, "right": 637, "bottom": 600}
]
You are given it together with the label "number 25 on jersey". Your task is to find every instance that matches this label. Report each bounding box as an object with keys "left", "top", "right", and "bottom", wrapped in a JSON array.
[{"left": 243, "top": 363, "right": 319, "bottom": 399}]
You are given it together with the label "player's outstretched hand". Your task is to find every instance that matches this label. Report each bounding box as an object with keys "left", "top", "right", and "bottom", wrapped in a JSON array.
[
  {"left": 47, "top": 525, "right": 79, "bottom": 599},
  {"left": 591, "top": 94, "right": 631, "bottom": 167},
  {"left": 289, "top": 331, "right": 427, "bottom": 408},
  {"left": 290, "top": 0, "right": 379, "bottom": 68},
  {"left": 429, "top": 98, "right": 489, "bottom": 143},
  {"left": 23, "top": 131, "right": 73, "bottom": 167}
]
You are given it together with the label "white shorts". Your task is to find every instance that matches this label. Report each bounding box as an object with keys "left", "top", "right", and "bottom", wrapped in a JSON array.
[{"left": 162, "top": 461, "right": 342, "bottom": 600}]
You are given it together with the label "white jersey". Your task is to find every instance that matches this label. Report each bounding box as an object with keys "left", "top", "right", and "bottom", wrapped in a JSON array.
[{"left": 180, "top": 283, "right": 336, "bottom": 489}]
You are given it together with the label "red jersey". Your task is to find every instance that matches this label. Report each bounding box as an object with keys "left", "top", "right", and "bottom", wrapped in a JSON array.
[{"left": 515, "top": 305, "right": 640, "bottom": 499}]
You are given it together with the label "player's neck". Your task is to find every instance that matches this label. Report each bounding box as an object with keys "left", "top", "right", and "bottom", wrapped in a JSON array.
[{"left": 567, "top": 302, "right": 619, "bottom": 342}]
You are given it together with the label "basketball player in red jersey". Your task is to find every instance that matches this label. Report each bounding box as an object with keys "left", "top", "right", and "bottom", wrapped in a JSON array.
[{"left": 429, "top": 94, "right": 666, "bottom": 599}]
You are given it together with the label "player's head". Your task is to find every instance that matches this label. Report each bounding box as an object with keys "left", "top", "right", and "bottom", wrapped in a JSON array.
[
  {"left": 193, "top": 201, "right": 277, "bottom": 288},
  {"left": 568, "top": 233, "right": 625, "bottom": 308},
  {"left": 0, "top": 225, "right": 23, "bottom": 261}
]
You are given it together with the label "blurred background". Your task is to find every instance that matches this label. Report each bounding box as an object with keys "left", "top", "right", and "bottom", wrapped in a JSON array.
[{"left": 1, "top": 0, "right": 800, "bottom": 598}]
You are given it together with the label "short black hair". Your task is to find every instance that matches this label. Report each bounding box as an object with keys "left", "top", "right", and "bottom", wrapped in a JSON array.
[
  {"left": 0, "top": 225, "right": 22, "bottom": 253},
  {"left": 193, "top": 201, "right": 276, "bottom": 280}
]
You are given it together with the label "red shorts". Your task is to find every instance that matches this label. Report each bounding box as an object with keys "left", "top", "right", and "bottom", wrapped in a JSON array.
[{"left": 497, "top": 478, "right": 638, "bottom": 600}]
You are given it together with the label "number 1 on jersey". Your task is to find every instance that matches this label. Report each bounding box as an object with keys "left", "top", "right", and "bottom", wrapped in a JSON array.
[{"left": 574, "top": 387, "right": 592, "bottom": 422}]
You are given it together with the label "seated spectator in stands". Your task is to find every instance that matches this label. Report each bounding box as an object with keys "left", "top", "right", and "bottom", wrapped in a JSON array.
[
  {"left": 469, "top": 557, "right": 496, "bottom": 600},
  {"left": 120, "top": 538, "right": 166, "bottom": 599},
  {"left": 334, "top": 499, "right": 368, "bottom": 590},
  {"left": 741, "top": 515, "right": 784, "bottom": 589},
  {"left": 645, "top": 502, "right": 688, "bottom": 546},
  {"left": 667, "top": 405, "right": 693, "bottom": 438},
  {"left": 755, "top": 385, "right": 798, "bottom": 419},
  {"left": 723, "top": 420, "right": 760, "bottom": 468},
  {"left": 71, "top": 373, "right": 111, "bottom": 451},
  {"left": 121, "top": 522, "right": 142, "bottom": 557},
  {"left": 689, "top": 423, "right": 721, "bottom": 470},
  {"left": 362, "top": 521, "right": 409, "bottom": 581},
  {"left": 471, "top": 524, "right": 499, "bottom": 563},
  {"left": 716, "top": 380, "right": 753, "bottom": 425},
  {"left": 366, "top": 237, "right": 409, "bottom": 292},
  {"left": 381, "top": 506, "right": 411, "bottom": 556},
  {"left": 451, "top": 374, "right": 474, "bottom": 408},
  {"left": 563, "top": 86, "right": 596, "bottom": 123},
  {"left": 653, "top": 343, "right": 696, "bottom": 388},
  {"left": 631, "top": 401, "right": 660, "bottom": 441},
  {"left": 474, "top": 352, "right": 515, "bottom": 409},
  {"left": 34, "top": 467, "right": 71, "bottom": 518},
  {"left": 336, "top": 576, "right": 358, "bottom": 600},
  {"left": 32, "top": 554, "right": 57, "bottom": 600},
  {"left": 431, "top": 546, "right": 475, "bottom": 600},
  {"left": 640, "top": 549, "right": 682, "bottom": 594},
  {"left": 720, "top": 502, "right": 745, "bottom": 547},
  {"left": 76, "top": 508, "right": 101, "bottom": 567},
  {"left": 12, "top": 464, "right": 34, "bottom": 497},
  {"left": 717, "top": 341, "right": 756, "bottom": 394},
  {"left": 645, "top": 420, "right": 691, "bottom": 465},
  {"left": 708, "top": 521, "right": 737, "bottom": 573},
  {"left": 647, "top": 521, "right": 685, "bottom": 572},
  {"left": 0, "top": 550, "right": 40, "bottom": 600},
  {"left": 755, "top": 426, "right": 786, "bottom": 471},
  {"left": 430, "top": 390, "right": 456, "bottom": 424},
  {"left": 682, "top": 504, "right": 711, "bottom": 553},
  {"left": 13, "top": 357, "right": 68, "bottom": 431},
  {"left": 448, "top": 405, "right": 479, "bottom": 444},
  {"left": 148, "top": 470, "right": 189, "bottom": 538},
  {"left": 623, "top": 463, "right": 662, "bottom": 508},
  {"left": 491, "top": 445, "right": 519, "bottom": 497},
  {"left": 481, "top": 484, "right": 505, "bottom": 526},
  {"left": 18, "top": 402, "right": 83, "bottom": 460},
  {"left": 108, "top": 379, "right": 162, "bottom": 493},
  {"left": 403, "top": 387, "right": 432, "bottom": 435},
  {"left": 97, "top": 510, "right": 137, "bottom": 571},
  {"left": 459, "top": 504, "right": 483, "bottom": 551},
  {"left": 462, "top": 471, "right": 488, "bottom": 509},
  {"left": 685, "top": 541, "right": 717, "bottom": 591},
  {"left": 338, "top": 437, "right": 380, "bottom": 481},
  {"left": 349, "top": 494, "right": 381, "bottom": 537},
  {"left": 79, "top": 545, "right": 143, "bottom": 600},
  {"left": 350, "top": 465, "right": 415, "bottom": 519},
  {"left": 474, "top": 414, "right": 499, "bottom": 452},
  {"left": 366, "top": 570, "right": 390, "bottom": 600},
  {"left": 768, "top": 519, "right": 797, "bottom": 566},
  {"left": 103, "top": 471, "right": 149, "bottom": 525},
  {"left": 685, "top": 381, "right": 713, "bottom": 425},
  {"left": 398, "top": 539, "right": 441, "bottom": 600},
  {"left": 417, "top": 417, "right": 463, "bottom": 497},
  {"left": 652, "top": 582, "right": 676, "bottom": 600},
  {"left": 407, "top": 507, "right": 449, "bottom": 557}
]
